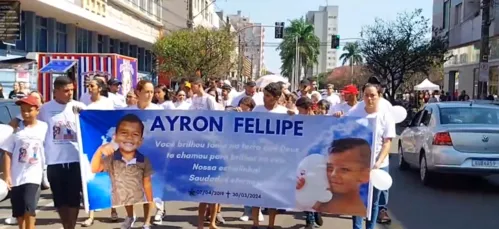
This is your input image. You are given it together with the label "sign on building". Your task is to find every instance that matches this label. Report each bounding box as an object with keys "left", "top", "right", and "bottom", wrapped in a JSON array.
[{"left": 0, "top": 0, "right": 20, "bottom": 41}]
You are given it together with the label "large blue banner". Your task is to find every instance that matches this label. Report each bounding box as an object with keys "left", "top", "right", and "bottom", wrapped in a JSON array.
[{"left": 78, "top": 110, "right": 374, "bottom": 217}]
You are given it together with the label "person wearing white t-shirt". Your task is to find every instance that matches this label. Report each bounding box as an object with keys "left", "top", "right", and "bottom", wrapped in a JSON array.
[
  {"left": 186, "top": 77, "right": 220, "bottom": 229},
  {"left": 329, "top": 84, "right": 359, "bottom": 117},
  {"left": 230, "top": 81, "right": 263, "bottom": 107},
  {"left": 220, "top": 84, "right": 233, "bottom": 109},
  {"left": 324, "top": 84, "right": 341, "bottom": 106},
  {"left": 85, "top": 78, "right": 115, "bottom": 110},
  {"left": 38, "top": 76, "right": 86, "bottom": 229},
  {"left": 171, "top": 90, "right": 191, "bottom": 110},
  {"left": 250, "top": 82, "right": 287, "bottom": 229},
  {"left": 107, "top": 79, "right": 127, "bottom": 108},
  {"left": 1, "top": 95, "right": 47, "bottom": 229},
  {"left": 81, "top": 78, "right": 117, "bottom": 227},
  {"left": 346, "top": 83, "right": 396, "bottom": 229}
]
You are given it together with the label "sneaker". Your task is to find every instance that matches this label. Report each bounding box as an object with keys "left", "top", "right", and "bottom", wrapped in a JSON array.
[
  {"left": 4, "top": 217, "right": 17, "bottom": 225},
  {"left": 142, "top": 225, "right": 151, "bottom": 229},
  {"left": 239, "top": 215, "right": 250, "bottom": 221},
  {"left": 152, "top": 210, "right": 164, "bottom": 225},
  {"left": 314, "top": 212, "right": 323, "bottom": 226},
  {"left": 121, "top": 216, "right": 136, "bottom": 229}
]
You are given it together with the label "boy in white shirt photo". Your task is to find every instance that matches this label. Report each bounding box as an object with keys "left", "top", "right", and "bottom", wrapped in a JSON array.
[{"left": 1, "top": 95, "right": 48, "bottom": 229}]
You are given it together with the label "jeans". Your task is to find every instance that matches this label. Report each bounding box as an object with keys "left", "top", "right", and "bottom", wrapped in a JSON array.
[
  {"left": 352, "top": 166, "right": 389, "bottom": 229},
  {"left": 243, "top": 206, "right": 252, "bottom": 215},
  {"left": 378, "top": 166, "right": 389, "bottom": 210}
]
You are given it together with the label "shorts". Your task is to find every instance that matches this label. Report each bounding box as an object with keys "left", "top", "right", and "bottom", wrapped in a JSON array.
[
  {"left": 10, "top": 183, "right": 40, "bottom": 217},
  {"left": 47, "top": 162, "right": 82, "bottom": 208}
]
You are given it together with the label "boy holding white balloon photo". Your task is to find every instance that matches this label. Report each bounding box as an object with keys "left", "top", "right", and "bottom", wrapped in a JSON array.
[
  {"left": 0, "top": 95, "right": 48, "bottom": 229},
  {"left": 296, "top": 138, "right": 371, "bottom": 216}
]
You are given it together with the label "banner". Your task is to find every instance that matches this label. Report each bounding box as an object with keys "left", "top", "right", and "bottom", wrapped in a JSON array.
[{"left": 78, "top": 110, "right": 375, "bottom": 217}]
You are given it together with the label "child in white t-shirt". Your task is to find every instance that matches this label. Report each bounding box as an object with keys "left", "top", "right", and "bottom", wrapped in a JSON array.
[{"left": 1, "top": 96, "right": 48, "bottom": 229}]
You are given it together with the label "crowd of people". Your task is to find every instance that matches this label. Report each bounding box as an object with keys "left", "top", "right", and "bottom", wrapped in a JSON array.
[{"left": 0, "top": 74, "right": 396, "bottom": 229}]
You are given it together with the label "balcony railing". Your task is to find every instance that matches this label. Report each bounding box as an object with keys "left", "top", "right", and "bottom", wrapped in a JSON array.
[{"left": 82, "top": 0, "right": 107, "bottom": 16}]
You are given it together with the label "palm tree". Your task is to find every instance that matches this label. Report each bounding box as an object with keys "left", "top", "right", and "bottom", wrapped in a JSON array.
[
  {"left": 339, "top": 42, "right": 363, "bottom": 80},
  {"left": 277, "top": 18, "right": 320, "bottom": 81}
]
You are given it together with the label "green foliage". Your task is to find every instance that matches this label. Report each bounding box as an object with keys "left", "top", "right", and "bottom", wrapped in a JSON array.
[
  {"left": 277, "top": 18, "right": 321, "bottom": 78},
  {"left": 360, "top": 9, "right": 449, "bottom": 100},
  {"left": 339, "top": 42, "right": 363, "bottom": 66},
  {"left": 153, "top": 27, "right": 236, "bottom": 78}
]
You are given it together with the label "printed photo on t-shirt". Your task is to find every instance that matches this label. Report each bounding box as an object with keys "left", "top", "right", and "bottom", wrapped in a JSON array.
[{"left": 18, "top": 143, "right": 28, "bottom": 163}]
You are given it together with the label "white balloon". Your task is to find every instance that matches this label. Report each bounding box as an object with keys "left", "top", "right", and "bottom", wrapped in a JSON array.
[
  {"left": 370, "top": 169, "right": 393, "bottom": 191},
  {"left": 390, "top": 105, "right": 408, "bottom": 124},
  {"left": 0, "top": 179, "right": 9, "bottom": 201},
  {"left": 0, "top": 124, "right": 14, "bottom": 146}
]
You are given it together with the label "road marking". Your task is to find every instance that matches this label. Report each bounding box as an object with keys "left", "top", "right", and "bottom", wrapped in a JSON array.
[{"left": 0, "top": 199, "right": 54, "bottom": 229}]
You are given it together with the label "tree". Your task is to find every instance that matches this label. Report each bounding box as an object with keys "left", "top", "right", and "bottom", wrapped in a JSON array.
[
  {"left": 360, "top": 9, "right": 449, "bottom": 101},
  {"left": 339, "top": 42, "right": 363, "bottom": 79},
  {"left": 153, "top": 27, "right": 236, "bottom": 79},
  {"left": 277, "top": 18, "right": 320, "bottom": 78},
  {"left": 398, "top": 65, "right": 444, "bottom": 93}
]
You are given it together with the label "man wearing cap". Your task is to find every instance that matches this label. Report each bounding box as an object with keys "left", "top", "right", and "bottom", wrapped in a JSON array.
[
  {"left": 230, "top": 81, "right": 263, "bottom": 107},
  {"left": 329, "top": 84, "right": 359, "bottom": 117},
  {"left": 324, "top": 84, "right": 341, "bottom": 106},
  {"left": 0, "top": 95, "right": 47, "bottom": 229},
  {"left": 107, "top": 78, "right": 127, "bottom": 108}
]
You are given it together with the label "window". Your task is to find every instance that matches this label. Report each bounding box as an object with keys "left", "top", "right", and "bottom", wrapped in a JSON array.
[
  {"left": 440, "top": 107, "right": 499, "bottom": 125},
  {"left": 35, "top": 16, "right": 48, "bottom": 52},
  {"left": 110, "top": 39, "right": 116, "bottom": 53},
  {"left": 76, "top": 28, "right": 92, "bottom": 53},
  {"left": 56, "top": 22, "right": 67, "bottom": 52},
  {"left": 0, "top": 107, "right": 11, "bottom": 124},
  {"left": 98, "top": 35, "right": 103, "bottom": 53},
  {"left": 120, "top": 42, "right": 125, "bottom": 54},
  {"left": 443, "top": 0, "right": 451, "bottom": 29},
  {"left": 145, "top": 50, "right": 152, "bottom": 72},
  {"left": 15, "top": 11, "right": 26, "bottom": 51},
  {"left": 138, "top": 48, "right": 145, "bottom": 71},
  {"left": 155, "top": 0, "right": 161, "bottom": 20},
  {"left": 455, "top": 3, "right": 462, "bottom": 25},
  {"left": 459, "top": 53, "right": 467, "bottom": 63},
  {"left": 147, "top": 0, "right": 153, "bottom": 15},
  {"left": 140, "top": 0, "right": 146, "bottom": 10}
]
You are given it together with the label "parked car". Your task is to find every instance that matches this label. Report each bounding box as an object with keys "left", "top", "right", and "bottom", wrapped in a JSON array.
[{"left": 398, "top": 101, "right": 499, "bottom": 185}]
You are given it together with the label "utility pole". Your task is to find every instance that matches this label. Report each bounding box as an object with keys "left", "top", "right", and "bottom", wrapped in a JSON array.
[
  {"left": 238, "top": 34, "right": 243, "bottom": 82},
  {"left": 478, "top": 0, "right": 491, "bottom": 99},
  {"left": 187, "top": 0, "right": 193, "bottom": 29}
]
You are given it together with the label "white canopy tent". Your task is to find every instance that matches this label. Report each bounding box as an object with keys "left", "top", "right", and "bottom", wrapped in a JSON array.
[{"left": 414, "top": 78, "right": 440, "bottom": 91}]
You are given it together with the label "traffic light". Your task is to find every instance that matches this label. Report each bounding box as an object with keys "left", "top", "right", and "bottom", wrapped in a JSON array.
[
  {"left": 275, "top": 22, "right": 284, "bottom": 39},
  {"left": 331, "top": 35, "right": 340, "bottom": 49}
]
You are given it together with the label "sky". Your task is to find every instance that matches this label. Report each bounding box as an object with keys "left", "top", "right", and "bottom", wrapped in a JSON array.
[{"left": 216, "top": 0, "right": 433, "bottom": 74}]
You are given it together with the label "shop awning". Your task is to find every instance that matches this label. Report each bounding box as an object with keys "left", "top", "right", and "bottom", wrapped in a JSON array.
[
  {"left": 40, "top": 60, "right": 77, "bottom": 74},
  {"left": 0, "top": 56, "right": 35, "bottom": 68}
]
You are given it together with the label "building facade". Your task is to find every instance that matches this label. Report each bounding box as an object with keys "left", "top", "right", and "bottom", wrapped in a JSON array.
[
  {"left": 228, "top": 11, "right": 265, "bottom": 80},
  {"left": 306, "top": 5, "right": 339, "bottom": 76},
  {"left": 0, "top": 0, "right": 161, "bottom": 83},
  {"left": 433, "top": 0, "right": 499, "bottom": 97},
  {"left": 162, "top": 0, "right": 188, "bottom": 31},
  {"left": 192, "top": 0, "right": 220, "bottom": 28}
]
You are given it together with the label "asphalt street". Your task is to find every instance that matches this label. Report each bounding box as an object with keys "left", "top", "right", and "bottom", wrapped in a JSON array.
[{"left": 0, "top": 141, "right": 498, "bottom": 229}]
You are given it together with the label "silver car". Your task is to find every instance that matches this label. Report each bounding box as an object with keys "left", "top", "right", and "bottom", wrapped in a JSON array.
[{"left": 398, "top": 101, "right": 499, "bottom": 185}]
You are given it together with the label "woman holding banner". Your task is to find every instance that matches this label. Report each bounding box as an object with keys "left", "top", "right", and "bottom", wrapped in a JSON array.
[
  {"left": 122, "top": 79, "right": 163, "bottom": 229},
  {"left": 346, "top": 83, "right": 395, "bottom": 229}
]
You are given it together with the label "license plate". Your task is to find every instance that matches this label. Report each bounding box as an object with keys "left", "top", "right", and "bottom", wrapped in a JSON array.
[{"left": 472, "top": 160, "right": 499, "bottom": 167}]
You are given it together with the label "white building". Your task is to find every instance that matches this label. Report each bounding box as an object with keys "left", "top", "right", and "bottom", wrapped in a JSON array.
[
  {"left": 432, "top": 0, "right": 492, "bottom": 97},
  {"left": 2, "top": 0, "right": 163, "bottom": 75},
  {"left": 192, "top": 0, "right": 220, "bottom": 28},
  {"left": 306, "top": 5, "right": 339, "bottom": 76},
  {"left": 228, "top": 11, "right": 265, "bottom": 79}
]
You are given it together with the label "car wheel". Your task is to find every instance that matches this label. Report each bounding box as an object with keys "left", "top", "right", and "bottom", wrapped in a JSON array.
[
  {"left": 398, "top": 144, "right": 410, "bottom": 170},
  {"left": 419, "top": 153, "right": 435, "bottom": 185}
]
